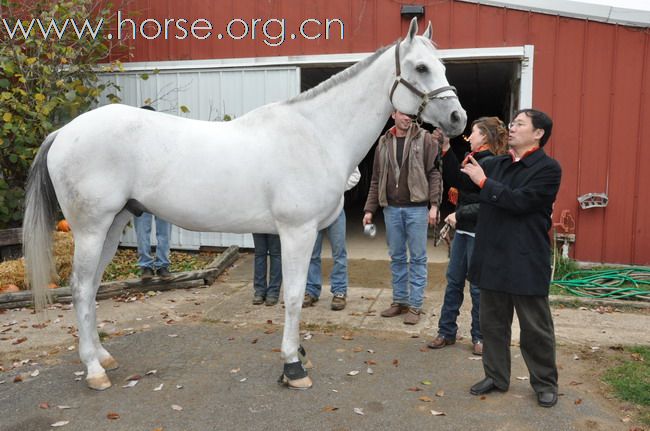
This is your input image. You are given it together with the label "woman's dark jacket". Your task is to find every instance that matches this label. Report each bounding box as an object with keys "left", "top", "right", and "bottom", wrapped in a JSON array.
[{"left": 442, "top": 149, "right": 494, "bottom": 233}]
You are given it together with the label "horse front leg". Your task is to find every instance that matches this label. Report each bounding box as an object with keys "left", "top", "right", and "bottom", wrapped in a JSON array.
[{"left": 277, "top": 223, "right": 318, "bottom": 390}]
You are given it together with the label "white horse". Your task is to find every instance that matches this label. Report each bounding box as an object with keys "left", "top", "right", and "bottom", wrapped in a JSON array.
[{"left": 23, "top": 18, "right": 466, "bottom": 391}]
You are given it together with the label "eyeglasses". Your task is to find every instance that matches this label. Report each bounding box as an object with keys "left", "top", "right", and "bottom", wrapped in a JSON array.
[{"left": 508, "top": 121, "right": 527, "bottom": 129}]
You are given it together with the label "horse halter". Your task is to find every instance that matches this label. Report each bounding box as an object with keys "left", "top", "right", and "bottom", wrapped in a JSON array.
[{"left": 389, "top": 39, "right": 458, "bottom": 123}]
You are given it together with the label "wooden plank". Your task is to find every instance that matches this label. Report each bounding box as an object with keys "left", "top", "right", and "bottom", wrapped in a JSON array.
[
  {"left": 0, "top": 228, "right": 22, "bottom": 247},
  {"left": 0, "top": 246, "right": 240, "bottom": 309}
]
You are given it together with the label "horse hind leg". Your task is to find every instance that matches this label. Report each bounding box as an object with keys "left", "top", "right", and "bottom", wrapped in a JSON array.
[
  {"left": 92, "top": 210, "right": 132, "bottom": 373},
  {"left": 277, "top": 223, "right": 318, "bottom": 390},
  {"left": 70, "top": 212, "right": 126, "bottom": 390}
]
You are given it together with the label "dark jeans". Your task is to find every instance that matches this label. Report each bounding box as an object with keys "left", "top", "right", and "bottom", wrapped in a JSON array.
[
  {"left": 252, "top": 233, "right": 282, "bottom": 299},
  {"left": 480, "top": 289, "right": 558, "bottom": 393},
  {"left": 437, "top": 232, "right": 481, "bottom": 342}
]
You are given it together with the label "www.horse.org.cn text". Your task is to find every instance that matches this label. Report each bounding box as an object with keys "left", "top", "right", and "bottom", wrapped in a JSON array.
[{"left": 1, "top": 12, "right": 345, "bottom": 47}]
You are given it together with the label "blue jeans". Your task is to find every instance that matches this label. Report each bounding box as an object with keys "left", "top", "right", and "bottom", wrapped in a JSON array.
[
  {"left": 252, "top": 233, "right": 282, "bottom": 299},
  {"left": 438, "top": 232, "right": 481, "bottom": 342},
  {"left": 134, "top": 213, "right": 171, "bottom": 270},
  {"left": 306, "top": 209, "right": 348, "bottom": 299},
  {"left": 383, "top": 206, "right": 429, "bottom": 310}
]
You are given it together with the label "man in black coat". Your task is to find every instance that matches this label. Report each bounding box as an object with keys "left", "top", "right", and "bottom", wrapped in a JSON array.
[{"left": 460, "top": 109, "right": 562, "bottom": 408}]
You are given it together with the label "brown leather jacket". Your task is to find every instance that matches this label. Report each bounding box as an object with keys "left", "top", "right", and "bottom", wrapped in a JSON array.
[{"left": 364, "top": 124, "right": 442, "bottom": 213}]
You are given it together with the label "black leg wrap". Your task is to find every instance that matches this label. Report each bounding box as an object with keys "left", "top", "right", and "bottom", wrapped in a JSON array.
[{"left": 282, "top": 361, "right": 308, "bottom": 381}]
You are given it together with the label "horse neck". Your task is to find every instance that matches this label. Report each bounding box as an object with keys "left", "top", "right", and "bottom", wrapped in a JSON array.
[{"left": 291, "top": 47, "right": 396, "bottom": 172}]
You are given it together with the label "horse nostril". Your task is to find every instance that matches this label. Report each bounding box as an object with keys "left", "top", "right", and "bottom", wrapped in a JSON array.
[{"left": 451, "top": 111, "right": 461, "bottom": 123}]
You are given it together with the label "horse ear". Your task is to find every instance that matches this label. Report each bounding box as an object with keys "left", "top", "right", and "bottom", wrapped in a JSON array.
[
  {"left": 423, "top": 21, "right": 433, "bottom": 40},
  {"left": 407, "top": 17, "right": 418, "bottom": 41}
]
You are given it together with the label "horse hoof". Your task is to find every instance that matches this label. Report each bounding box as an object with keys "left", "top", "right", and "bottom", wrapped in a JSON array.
[
  {"left": 283, "top": 375, "right": 313, "bottom": 390},
  {"left": 86, "top": 374, "right": 112, "bottom": 391},
  {"left": 100, "top": 356, "right": 119, "bottom": 371}
]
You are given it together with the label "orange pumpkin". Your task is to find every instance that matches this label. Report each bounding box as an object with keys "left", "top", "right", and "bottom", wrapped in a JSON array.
[
  {"left": 1, "top": 284, "right": 20, "bottom": 293},
  {"left": 56, "top": 219, "right": 71, "bottom": 232}
]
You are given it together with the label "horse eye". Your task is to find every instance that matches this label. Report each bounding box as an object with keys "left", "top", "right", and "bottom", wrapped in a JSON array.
[{"left": 415, "top": 64, "right": 428, "bottom": 73}]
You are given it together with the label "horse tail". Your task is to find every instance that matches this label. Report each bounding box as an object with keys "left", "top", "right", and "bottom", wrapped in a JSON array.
[{"left": 23, "top": 131, "right": 59, "bottom": 311}]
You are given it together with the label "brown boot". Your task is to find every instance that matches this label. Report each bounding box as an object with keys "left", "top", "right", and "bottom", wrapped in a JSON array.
[
  {"left": 427, "top": 335, "right": 456, "bottom": 349},
  {"left": 403, "top": 307, "right": 421, "bottom": 325},
  {"left": 380, "top": 303, "right": 409, "bottom": 317},
  {"left": 302, "top": 294, "right": 319, "bottom": 308},
  {"left": 472, "top": 341, "right": 483, "bottom": 356}
]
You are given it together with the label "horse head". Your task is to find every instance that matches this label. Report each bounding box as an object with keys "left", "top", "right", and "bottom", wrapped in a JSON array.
[{"left": 390, "top": 18, "right": 467, "bottom": 137}]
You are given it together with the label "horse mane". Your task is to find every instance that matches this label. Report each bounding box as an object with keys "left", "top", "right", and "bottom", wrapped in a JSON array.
[{"left": 285, "top": 42, "right": 395, "bottom": 105}]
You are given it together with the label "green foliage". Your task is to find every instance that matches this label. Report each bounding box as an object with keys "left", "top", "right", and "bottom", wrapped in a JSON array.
[
  {"left": 603, "top": 346, "right": 650, "bottom": 424},
  {"left": 0, "top": 0, "right": 123, "bottom": 227}
]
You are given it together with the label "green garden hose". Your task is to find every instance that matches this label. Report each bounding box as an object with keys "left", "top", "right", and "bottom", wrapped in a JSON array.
[{"left": 552, "top": 268, "right": 650, "bottom": 301}]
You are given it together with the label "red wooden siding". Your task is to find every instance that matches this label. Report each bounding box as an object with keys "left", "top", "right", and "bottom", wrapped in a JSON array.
[{"left": 111, "top": 0, "right": 650, "bottom": 265}]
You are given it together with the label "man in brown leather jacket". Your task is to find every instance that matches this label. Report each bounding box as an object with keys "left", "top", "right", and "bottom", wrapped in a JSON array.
[{"left": 363, "top": 110, "right": 442, "bottom": 325}]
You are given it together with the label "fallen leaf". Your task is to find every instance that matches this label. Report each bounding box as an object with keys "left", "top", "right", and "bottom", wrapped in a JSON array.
[
  {"left": 13, "top": 375, "right": 22, "bottom": 383},
  {"left": 367, "top": 367, "right": 374, "bottom": 375},
  {"left": 39, "top": 402, "right": 50, "bottom": 409},
  {"left": 569, "top": 381, "right": 583, "bottom": 386},
  {"left": 418, "top": 396, "right": 433, "bottom": 402},
  {"left": 392, "top": 359, "right": 399, "bottom": 367},
  {"left": 30, "top": 370, "right": 40, "bottom": 377},
  {"left": 430, "top": 410, "right": 446, "bottom": 416},
  {"left": 419, "top": 346, "right": 428, "bottom": 352},
  {"left": 407, "top": 387, "right": 423, "bottom": 392},
  {"left": 271, "top": 348, "right": 281, "bottom": 353},
  {"left": 266, "top": 320, "right": 273, "bottom": 324},
  {"left": 239, "top": 378, "right": 247, "bottom": 382},
  {"left": 303, "top": 333, "right": 313, "bottom": 340},
  {"left": 168, "top": 334, "right": 178, "bottom": 338},
  {"left": 516, "top": 376, "right": 529, "bottom": 381},
  {"left": 154, "top": 384, "right": 164, "bottom": 391},
  {"left": 468, "top": 357, "right": 481, "bottom": 361},
  {"left": 57, "top": 405, "right": 72, "bottom": 410},
  {"left": 421, "top": 380, "right": 432, "bottom": 386},
  {"left": 106, "top": 412, "right": 120, "bottom": 420},
  {"left": 367, "top": 349, "right": 375, "bottom": 354},
  {"left": 573, "top": 354, "right": 580, "bottom": 360},
  {"left": 322, "top": 405, "right": 339, "bottom": 412},
  {"left": 631, "top": 353, "right": 644, "bottom": 362},
  {"left": 73, "top": 371, "right": 84, "bottom": 376},
  {"left": 230, "top": 368, "right": 240, "bottom": 374},
  {"left": 347, "top": 370, "right": 360, "bottom": 376},
  {"left": 435, "top": 389, "right": 445, "bottom": 397},
  {"left": 126, "top": 374, "right": 142, "bottom": 381},
  {"left": 335, "top": 348, "right": 346, "bottom": 353},
  {"left": 171, "top": 404, "right": 183, "bottom": 411},
  {"left": 480, "top": 396, "right": 486, "bottom": 400},
  {"left": 353, "top": 407, "right": 364, "bottom": 416},
  {"left": 574, "top": 398, "right": 582, "bottom": 405},
  {"left": 176, "top": 384, "right": 183, "bottom": 389},
  {"left": 12, "top": 337, "right": 27, "bottom": 345},
  {"left": 51, "top": 421, "right": 69, "bottom": 427},
  {"left": 341, "top": 334, "right": 354, "bottom": 341},
  {"left": 122, "top": 380, "right": 138, "bottom": 388},
  {"left": 145, "top": 370, "right": 157, "bottom": 376},
  {"left": 264, "top": 329, "right": 277, "bottom": 335},
  {"left": 365, "top": 360, "right": 377, "bottom": 366},
  {"left": 251, "top": 338, "right": 258, "bottom": 344}
]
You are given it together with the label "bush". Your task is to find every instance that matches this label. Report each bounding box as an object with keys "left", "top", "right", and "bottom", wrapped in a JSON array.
[{"left": 0, "top": 0, "right": 123, "bottom": 227}]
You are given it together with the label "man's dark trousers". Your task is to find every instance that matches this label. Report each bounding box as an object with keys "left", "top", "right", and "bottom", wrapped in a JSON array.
[{"left": 480, "top": 289, "right": 558, "bottom": 393}]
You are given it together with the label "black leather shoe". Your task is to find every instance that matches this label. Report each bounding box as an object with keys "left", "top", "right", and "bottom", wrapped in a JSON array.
[
  {"left": 470, "top": 377, "right": 505, "bottom": 395},
  {"left": 537, "top": 391, "right": 558, "bottom": 407}
]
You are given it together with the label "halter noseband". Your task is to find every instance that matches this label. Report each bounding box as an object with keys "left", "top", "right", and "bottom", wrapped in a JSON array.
[{"left": 389, "top": 39, "right": 458, "bottom": 123}]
